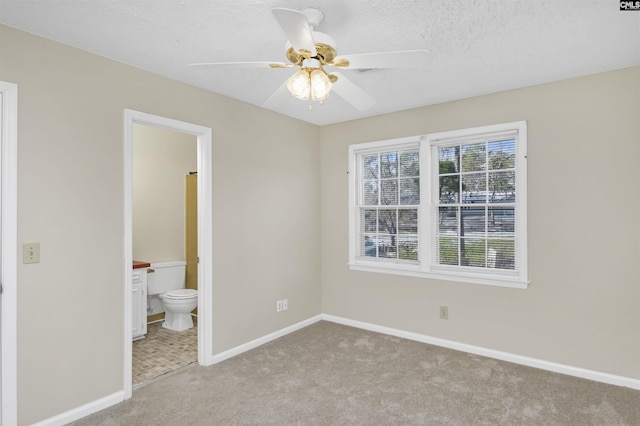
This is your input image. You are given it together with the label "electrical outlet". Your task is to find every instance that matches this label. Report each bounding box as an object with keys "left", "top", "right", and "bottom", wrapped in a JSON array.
[
  {"left": 282, "top": 299, "right": 288, "bottom": 311},
  {"left": 439, "top": 306, "right": 449, "bottom": 320},
  {"left": 23, "top": 242, "right": 40, "bottom": 264},
  {"left": 276, "top": 300, "right": 283, "bottom": 312}
]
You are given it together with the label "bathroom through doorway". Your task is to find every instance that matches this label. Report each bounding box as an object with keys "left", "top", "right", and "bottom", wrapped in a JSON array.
[
  {"left": 132, "top": 124, "right": 197, "bottom": 384},
  {"left": 123, "top": 109, "right": 213, "bottom": 400}
]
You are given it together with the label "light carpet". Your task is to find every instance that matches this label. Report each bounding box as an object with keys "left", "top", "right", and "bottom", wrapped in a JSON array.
[{"left": 71, "top": 321, "right": 640, "bottom": 425}]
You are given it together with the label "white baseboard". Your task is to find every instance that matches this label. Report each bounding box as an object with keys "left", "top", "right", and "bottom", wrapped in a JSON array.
[
  {"left": 321, "top": 314, "right": 640, "bottom": 390},
  {"left": 31, "top": 391, "right": 124, "bottom": 426},
  {"left": 210, "top": 314, "right": 323, "bottom": 365}
]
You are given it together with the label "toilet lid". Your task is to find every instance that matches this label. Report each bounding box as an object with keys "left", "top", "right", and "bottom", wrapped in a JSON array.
[{"left": 164, "top": 289, "right": 197, "bottom": 299}]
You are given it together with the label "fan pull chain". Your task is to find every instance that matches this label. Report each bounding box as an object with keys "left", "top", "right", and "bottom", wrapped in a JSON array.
[
  {"left": 309, "top": 98, "right": 326, "bottom": 111},
  {"left": 308, "top": 99, "right": 326, "bottom": 111}
]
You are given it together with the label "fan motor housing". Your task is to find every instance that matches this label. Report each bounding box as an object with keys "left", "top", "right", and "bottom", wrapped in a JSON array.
[{"left": 286, "top": 43, "right": 337, "bottom": 65}]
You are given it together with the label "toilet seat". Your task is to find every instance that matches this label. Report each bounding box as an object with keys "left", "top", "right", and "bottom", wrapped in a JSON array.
[{"left": 164, "top": 289, "right": 197, "bottom": 300}]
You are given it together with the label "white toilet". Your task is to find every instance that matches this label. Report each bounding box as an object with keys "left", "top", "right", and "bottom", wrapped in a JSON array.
[{"left": 147, "top": 261, "right": 198, "bottom": 332}]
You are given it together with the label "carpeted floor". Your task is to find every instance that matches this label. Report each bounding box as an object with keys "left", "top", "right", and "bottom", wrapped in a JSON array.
[{"left": 72, "top": 321, "right": 640, "bottom": 425}]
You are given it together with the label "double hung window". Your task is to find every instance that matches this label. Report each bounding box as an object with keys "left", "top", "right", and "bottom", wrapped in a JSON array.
[{"left": 348, "top": 122, "right": 528, "bottom": 288}]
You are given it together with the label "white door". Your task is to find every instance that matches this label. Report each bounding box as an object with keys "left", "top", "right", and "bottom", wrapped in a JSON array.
[{"left": 1, "top": 80, "right": 18, "bottom": 426}]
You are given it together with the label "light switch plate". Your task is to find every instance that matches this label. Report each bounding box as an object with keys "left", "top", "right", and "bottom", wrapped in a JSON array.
[{"left": 23, "top": 242, "right": 40, "bottom": 264}]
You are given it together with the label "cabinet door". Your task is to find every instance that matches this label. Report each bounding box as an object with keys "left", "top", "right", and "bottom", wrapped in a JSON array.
[
  {"left": 132, "top": 284, "right": 144, "bottom": 339},
  {"left": 132, "top": 268, "right": 147, "bottom": 339}
]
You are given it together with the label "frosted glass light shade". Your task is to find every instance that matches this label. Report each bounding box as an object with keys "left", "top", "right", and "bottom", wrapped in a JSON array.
[
  {"left": 287, "top": 69, "right": 311, "bottom": 100},
  {"left": 310, "top": 69, "right": 332, "bottom": 101},
  {"left": 286, "top": 68, "right": 332, "bottom": 101}
]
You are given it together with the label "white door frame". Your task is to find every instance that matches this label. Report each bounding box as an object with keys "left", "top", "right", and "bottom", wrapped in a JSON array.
[
  {"left": 123, "top": 109, "right": 214, "bottom": 399},
  {"left": 1, "top": 81, "right": 18, "bottom": 425}
]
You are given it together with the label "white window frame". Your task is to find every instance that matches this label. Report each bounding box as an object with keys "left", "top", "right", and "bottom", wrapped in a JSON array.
[{"left": 348, "top": 121, "right": 528, "bottom": 289}]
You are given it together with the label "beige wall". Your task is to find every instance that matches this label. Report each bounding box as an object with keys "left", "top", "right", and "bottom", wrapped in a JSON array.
[
  {"left": 132, "top": 124, "right": 197, "bottom": 263},
  {"left": 1, "top": 24, "right": 321, "bottom": 425},
  {"left": 320, "top": 66, "right": 640, "bottom": 380}
]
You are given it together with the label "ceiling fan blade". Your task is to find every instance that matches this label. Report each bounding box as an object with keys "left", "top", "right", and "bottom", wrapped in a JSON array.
[
  {"left": 188, "top": 61, "right": 289, "bottom": 69},
  {"left": 330, "top": 72, "right": 376, "bottom": 111},
  {"left": 335, "top": 50, "right": 431, "bottom": 69},
  {"left": 272, "top": 8, "right": 317, "bottom": 57},
  {"left": 262, "top": 80, "right": 291, "bottom": 110}
]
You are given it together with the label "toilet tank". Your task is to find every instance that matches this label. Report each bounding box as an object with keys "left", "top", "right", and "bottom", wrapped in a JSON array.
[{"left": 147, "top": 261, "right": 186, "bottom": 295}]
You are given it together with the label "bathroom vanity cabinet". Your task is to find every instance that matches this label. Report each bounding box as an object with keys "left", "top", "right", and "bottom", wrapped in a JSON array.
[{"left": 132, "top": 261, "right": 150, "bottom": 340}]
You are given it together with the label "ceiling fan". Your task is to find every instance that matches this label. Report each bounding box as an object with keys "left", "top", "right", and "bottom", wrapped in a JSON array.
[{"left": 188, "top": 7, "right": 431, "bottom": 111}]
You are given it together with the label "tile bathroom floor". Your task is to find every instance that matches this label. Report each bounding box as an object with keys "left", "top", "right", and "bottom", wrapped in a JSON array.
[{"left": 132, "top": 321, "right": 197, "bottom": 385}]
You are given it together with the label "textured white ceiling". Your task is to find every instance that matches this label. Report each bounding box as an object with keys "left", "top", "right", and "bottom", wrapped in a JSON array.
[{"left": 1, "top": 0, "right": 639, "bottom": 125}]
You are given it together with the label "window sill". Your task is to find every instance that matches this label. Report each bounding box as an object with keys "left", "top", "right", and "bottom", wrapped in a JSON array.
[{"left": 348, "top": 263, "right": 529, "bottom": 289}]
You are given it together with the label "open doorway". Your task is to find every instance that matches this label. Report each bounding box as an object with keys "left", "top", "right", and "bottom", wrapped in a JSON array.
[
  {"left": 132, "top": 124, "right": 197, "bottom": 384},
  {"left": 123, "top": 110, "right": 213, "bottom": 399}
]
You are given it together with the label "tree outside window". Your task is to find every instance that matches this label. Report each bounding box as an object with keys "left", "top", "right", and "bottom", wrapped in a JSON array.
[{"left": 360, "top": 149, "right": 419, "bottom": 261}]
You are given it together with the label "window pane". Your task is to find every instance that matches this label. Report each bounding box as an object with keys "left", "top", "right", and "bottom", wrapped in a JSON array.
[
  {"left": 488, "top": 139, "right": 515, "bottom": 170},
  {"left": 398, "top": 236, "right": 418, "bottom": 261},
  {"left": 439, "top": 237, "right": 459, "bottom": 266},
  {"left": 488, "top": 239, "right": 515, "bottom": 270},
  {"left": 438, "top": 207, "right": 458, "bottom": 235},
  {"left": 461, "top": 173, "right": 486, "bottom": 203},
  {"left": 488, "top": 171, "right": 515, "bottom": 202},
  {"left": 380, "top": 180, "right": 398, "bottom": 205},
  {"left": 461, "top": 143, "right": 486, "bottom": 172},
  {"left": 362, "top": 235, "right": 378, "bottom": 257},
  {"left": 378, "top": 235, "right": 396, "bottom": 258},
  {"left": 461, "top": 206, "right": 486, "bottom": 236},
  {"left": 361, "top": 209, "right": 377, "bottom": 233},
  {"left": 378, "top": 209, "right": 397, "bottom": 234},
  {"left": 363, "top": 181, "right": 378, "bottom": 205},
  {"left": 399, "top": 150, "right": 419, "bottom": 177},
  {"left": 438, "top": 146, "right": 460, "bottom": 172},
  {"left": 400, "top": 178, "right": 420, "bottom": 205},
  {"left": 488, "top": 207, "right": 514, "bottom": 236},
  {"left": 398, "top": 209, "right": 418, "bottom": 234},
  {"left": 461, "top": 238, "right": 485, "bottom": 267},
  {"left": 380, "top": 152, "right": 398, "bottom": 178},
  {"left": 439, "top": 175, "right": 459, "bottom": 203},
  {"left": 363, "top": 155, "right": 378, "bottom": 179}
]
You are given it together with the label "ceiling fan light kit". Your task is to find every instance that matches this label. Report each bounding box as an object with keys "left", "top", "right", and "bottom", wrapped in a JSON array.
[
  {"left": 286, "top": 57, "right": 333, "bottom": 107},
  {"left": 188, "top": 7, "right": 431, "bottom": 112},
  {"left": 287, "top": 67, "right": 332, "bottom": 102}
]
